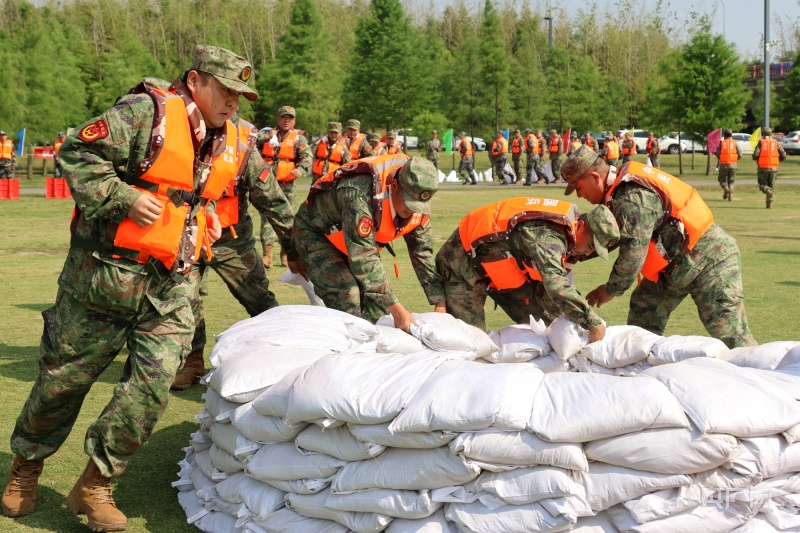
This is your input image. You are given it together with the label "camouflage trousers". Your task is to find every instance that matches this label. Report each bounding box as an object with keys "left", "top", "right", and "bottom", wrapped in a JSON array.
[
  {"left": 261, "top": 180, "right": 295, "bottom": 248},
  {"left": 189, "top": 233, "right": 278, "bottom": 353},
  {"left": 54, "top": 157, "right": 64, "bottom": 178},
  {"left": 493, "top": 154, "right": 512, "bottom": 184},
  {"left": 621, "top": 155, "right": 634, "bottom": 164},
  {"left": 512, "top": 155, "right": 522, "bottom": 184},
  {"left": 550, "top": 156, "right": 562, "bottom": 181},
  {"left": 718, "top": 165, "right": 737, "bottom": 190},
  {"left": 458, "top": 156, "right": 478, "bottom": 184},
  {"left": 649, "top": 154, "right": 660, "bottom": 169},
  {"left": 11, "top": 265, "right": 195, "bottom": 477},
  {"left": 427, "top": 154, "right": 439, "bottom": 171},
  {"left": 757, "top": 168, "right": 778, "bottom": 196},
  {"left": 435, "top": 230, "right": 560, "bottom": 331},
  {"left": 627, "top": 225, "right": 757, "bottom": 349},
  {"left": 527, "top": 154, "right": 545, "bottom": 183},
  {"left": 606, "top": 157, "right": 619, "bottom": 169},
  {"left": 0, "top": 159, "right": 14, "bottom": 178}
]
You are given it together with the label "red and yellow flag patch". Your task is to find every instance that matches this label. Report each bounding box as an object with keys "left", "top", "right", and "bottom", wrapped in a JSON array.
[
  {"left": 356, "top": 216, "right": 374, "bottom": 238},
  {"left": 77, "top": 119, "right": 109, "bottom": 142}
]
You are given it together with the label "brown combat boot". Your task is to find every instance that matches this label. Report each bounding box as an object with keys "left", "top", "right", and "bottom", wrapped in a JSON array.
[
  {"left": 67, "top": 460, "right": 126, "bottom": 532},
  {"left": 261, "top": 244, "right": 274, "bottom": 269},
  {"left": 552, "top": 178, "right": 562, "bottom": 184},
  {"left": 2, "top": 456, "right": 43, "bottom": 517},
  {"left": 280, "top": 249, "right": 288, "bottom": 267},
  {"left": 722, "top": 184, "right": 730, "bottom": 200},
  {"left": 766, "top": 190, "right": 774, "bottom": 209},
  {"left": 170, "top": 349, "right": 205, "bottom": 391},
  {"left": 728, "top": 190, "right": 733, "bottom": 202},
  {"left": 536, "top": 178, "right": 545, "bottom": 184}
]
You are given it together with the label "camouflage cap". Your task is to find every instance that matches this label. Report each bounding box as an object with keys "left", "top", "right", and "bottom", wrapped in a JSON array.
[
  {"left": 327, "top": 121, "right": 342, "bottom": 133},
  {"left": 561, "top": 144, "right": 601, "bottom": 196},
  {"left": 398, "top": 157, "right": 438, "bottom": 215},
  {"left": 277, "top": 106, "right": 296, "bottom": 117},
  {"left": 723, "top": 128, "right": 733, "bottom": 136},
  {"left": 387, "top": 130, "right": 397, "bottom": 139},
  {"left": 585, "top": 205, "right": 619, "bottom": 260},
  {"left": 763, "top": 127, "right": 772, "bottom": 135},
  {"left": 346, "top": 119, "right": 360, "bottom": 130},
  {"left": 0, "top": 131, "right": 6, "bottom": 136},
  {"left": 190, "top": 45, "right": 258, "bottom": 102},
  {"left": 647, "top": 131, "right": 654, "bottom": 136},
  {"left": 550, "top": 129, "right": 558, "bottom": 135},
  {"left": 459, "top": 131, "right": 467, "bottom": 137},
  {"left": 432, "top": 130, "right": 437, "bottom": 134},
  {"left": 496, "top": 130, "right": 503, "bottom": 136},
  {"left": 58, "top": 131, "right": 66, "bottom": 137},
  {"left": 524, "top": 128, "right": 532, "bottom": 133},
  {"left": 570, "top": 132, "right": 578, "bottom": 138},
  {"left": 515, "top": 128, "right": 521, "bottom": 133},
  {"left": 367, "top": 132, "right": 380, "bottom": 142}
]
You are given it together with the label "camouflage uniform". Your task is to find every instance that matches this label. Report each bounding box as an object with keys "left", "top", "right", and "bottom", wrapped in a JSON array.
[
  {"left": 293, "top": 157, "right": 445, "bottom": 322},
  {"left": 715, "top": 130, "right": 742, "bottom": 198},
  {"left": 548, "top": 131, "right": 563, "bottom": 182},
  {"left": 345, "top": 119, "right": 375, "bottom": 160},
  {"left": 310, "top": 123, "right": 353, "bottom": 184},
  {"left": 510, "top": 131, "right": 524, "bottom": 183},
  {"left": 491, "top": 135, "right": 512, "bottom": 185},
  {"left": 0, "top": 134, "right": 15, "bottom": 178},
  {"left": 621, "top": 136, "right": 636, "bottom": 164},
  {"left": 53, "top": 134, "right": 66, "bottom": 178},
  {"left": 584, "top": 134, "right": 599, "bottom": 152},
  {"left": 457, "top": 134, "right": 478, "bottom": 185},
  {"left": 426, "top": 132, "right": 441, "bottom": 171},
  {"left": 646, "top": 133, "right": 660, "bottom": 169},
  {"left": 532, "top": 132, "right": 547, "bottom": 184},
  {"left": 752, "top": 129, "right": 787, "bottom": 207}
]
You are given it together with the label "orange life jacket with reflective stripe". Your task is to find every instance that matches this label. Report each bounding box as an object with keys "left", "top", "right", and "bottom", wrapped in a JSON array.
[
  {"left": 492, "top": 137, "right": 508, "bottom": 157},
  {"left": 605, "top": 140, "right": 620, "bottom": 160},
  {"left": 349, "top": 132, "right": 367, "bottom": 159},
  {"left": 460, "top": 139, "right": 473, "bottom": 157},
  {"left": 312, "top": 137, "right": 348, "bottom": 177},
  {"left": 0, "top": 140, "right": 12, "bottom": 160},
  {"left": 215, "top": 119, "right": 257, "bottom": 230},
  {"left": 622, "top": 141, "right": 636, "bottom": 155},
  {"left": 719, "top": 138, "right": 738, "bottom": 165},
  {"left": 372, "top": 142, "right": 386, "bottom": 154},
  {"left": 549, "top": 137, "right": 560, "bottom": 154},
  {"left": 387, "top": 142, "right": 402, "bottom": 155},
  {"left": 308, "top": 154, "right": 428, "bottom": 255},
  {"left": 459, "top": 197, "right": 578, "bottom": 291},
  {"left": 605, "top": 162, "right": 714, "bottom": 282},
  {"left": 511, "top": 137, "right": 523, "bottom": 155},
  {"left": 54, "top": 139, "right": 64, "bottom": 156},
  {"left": 757, "top": 138, "right": 779, "bottom": 169},
  {"left": 261, "top": 130, "right": 300, "bottom": 182}
]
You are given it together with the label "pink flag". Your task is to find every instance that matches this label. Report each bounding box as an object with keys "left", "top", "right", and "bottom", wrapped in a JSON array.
[
  {"left": 563, "top": 129, "right": 571, "bottom": 153},
  {"left": 707, "top": 128, "right": 722, "bottom": 157}
]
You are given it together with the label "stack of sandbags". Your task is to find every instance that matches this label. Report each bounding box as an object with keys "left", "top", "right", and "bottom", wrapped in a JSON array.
[{"left": 175, "top": 307, "right": 800, "bottom": 532}]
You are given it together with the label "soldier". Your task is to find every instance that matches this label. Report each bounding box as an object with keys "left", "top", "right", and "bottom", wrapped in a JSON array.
[
  {"left": 646, "top": 131, "right": 660, "bottom": 169},
  {"left": 0, "top": 131, "right": 15, "bottom": 178},
  {"left": 584, "top": 131, "right": 599, "bottom": 152},
  {"left": 715, "top": 129, "right": 741, "bottom": 202},
  {"left": 752, "top": 127, "right": 787, "bottom": 209},
  {"left": 345, "top": 119, "right": 374, "bottom": 160},
  {"left": 293, "top": 154, "right": 446, "bottom": 329},
  {"left": 171, "top": 117, "right": 306, "bottom": 390},
  {"left": 621, "top": 132, "right": 636, "bottom": 164},
  {"left": 53, "top": 132, "right": 66, "bottom": 178},
  {"left": 510, "top": 129, "right": 524, "bottom": 184},
  {"left": 561, "top": 145, "right": 757, "bottom": 348},
  {"left": 568, "top": 132, "right": 582, "bottom": 155},
  {"left": 533, "top": 130, "right": 547, "bottom": 184},
  {"left": 523, "top": 128, "right": 535, "bottom": 186},
  {"left": 436, "top": 198, "right": 618, "bottom": 337},
  {"left": 547, "top": 129, "right": 563, "bottom": 184},
  {"left": 258, "top": 106, "right": 312, "bottom": 268},
  {"left": 457, "top": 131, "right": 478, "bottom": 185},
  {"left": 426, "top": 130, "right": 441, "bottom": 171},
  {"left": 1, "top": 45, "right": 257, "bottom": 529},
  {"left": 491, "top": 130, "right": 512, "bottom": 184},
  {"left": 603, "top": 130, "right": 620, "bottom": 168},
  {"left": 385, "top": 131, "right": 403, "bottom": 155},
  {"left": 368, "top": 132, "right": 387, "bottom": 155},
  {"left": 311, "top": 121, "right": 351, "bottom": 184}
]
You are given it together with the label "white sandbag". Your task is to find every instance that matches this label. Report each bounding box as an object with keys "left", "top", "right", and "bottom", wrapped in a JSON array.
[
  {"left": 721, "top": 341, "right": 800, "bottom": 370},
  {"left": 286, "top": 489, "right": 393, "bottom": 533},
  {"left": 529, "top": 373, "right": 688, "bottom": 443},
  {"left": 622, "top": 485, "right": 703, "bottom": 524},
  {"left": 208, "top": 445, "right": 245, "bottom": 474},
  {"left": 195, "top": 409, "right": 215, "bottom": 429},
  {"left": 570, "top": 355, "right": 651, "bottom": 376},
  {"left": 528, "top": 353, "right": 571, "bottom": 373},
  {"left": 246, "top": 507, "right": 349, "bottom": 533},
  {"left": 579, "top": 325, "right": 661, "bottom": 369},
  {"left": 236, "top": 475, "right": 286, "bottom": 520},
  {"left": 486, "top": 321, "right": 550, "bottom": 363},
  {"left": 348, "top": 423, "right": 456, "bottom": 449},
  {"left": 450, "top": 429, "right": 588, "bottom": 472},
  {"left": 647, "top": 335, "right": 729, "bottom": 365},
  {"left": 286, "top": 350, "right": 445, "bottom": 425},
  {"left": 389, "top": 359, "right": 543, "bottom": 433},
  {"left": 277, "top": 269, "right": 325, "bottom": 306},
  {"left": 445, "top": 500, "right": 574, "bottom": 533},
  {"left": 733, "top": 436, "right": 800, "bottom": 479},
  {"left": 173, "top": 459, "right": 195, "bottom": 492},
  {"left": 606, "top": 499, "right": 756, "bottom": 533},
  {"left": 245, "top": 442, "right": 346, "bottom": 482},
  {"left": 731, "top": 514, "right": 782, "bottom": 532},
  {"left": 190, "top": 463, "right": 215, "bottom": 492},
  {"left": 264, "top": 477, "right": 331, "bottom": 495},
  {"left": 466, "top": 466, "right": 585, "bottom": 506},
  {"left": 295, "top": 425, "right": 385, "bottom": 461},
  {"left": 571, "top": 512, "right": 620, "bottom": 532},
  {"left": 210, "top": 422, "right": 259, "bottom": 458},
  {"left": 585, "top": 426, "right": 741, "bottom": 475},
  {"left": 376, "top": 325, "right": 425, "bottom": 354},
  {"left": 230, "top": 402, "right": 306, "bottom": 443},
  {"left": 643, "top": 358, "right": 800, "bottom": 437},
  {"left": 251, "top": 366, "right": 305, "bottom": 418},
  {"left": 215, "top": 472, "right": 247, "bottom": 504},
  {"left": 190, "top": 429, "right": 213, "bottom": 453},
  {"left": 195, "top": 509, "right": 241, "bottom": 533},
  {"left": 331, "top": 447, "right": 480, "bottom": 492},
  {"left": 578, "top": 462, "right": 693, "bottom": 512},
  {"left": 778, "top": 345, "right": 800, "bottom": 369},
  {"left": 325, "top": 488, "right": 441, "bottom": 520},
  {"left": 196, "top": 448, "right": 227, "bottom": 481},
  {"left": 747, "top": 367, "right": 800, "bottom": 400},
  {"left": 179, "top": 489, "right": 209, "bottom": 524},
  {"left": 384, "top": 509, "right": 457, "bottom": 533},
  {"left": 204, "top": 496, "right": 241, "bottom": 517},
  {"left": 207, "top": 347, "right": 333, "bottom": 403},
  {"left": 694, "top": 467, "right": 763, "bottom": 491},
  {"left": 203, "top": 389, "right": 239, "bottom": 423},
  {"left": 546, "top": 314, "right": 590, "bottom": 360},
  {"left": 783, "top": 422, "right": 800, "bottom": 445},
  {"left": 378, "top": 312, "right": 497, "bottom": 358}
]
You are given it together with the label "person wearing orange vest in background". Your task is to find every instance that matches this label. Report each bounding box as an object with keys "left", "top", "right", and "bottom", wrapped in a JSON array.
[
  {"left": 646, "top": 131, "right": 660, "bottom": 169},
  {"left": 584, "top": 131, "right": 599, "bottom": 152},
  {"left": 345, "top": 119, "right": 375, "bottom": 160},
  {"left": 620, "top": 132, "right": 637, "bottom": 165},
  {"left": 385, "top": 130, "right": 403, "bottom": 155},
  {"left": 367, "top": 132, "right": 387, "bottom": 155},
  {"left": 510, "top": 129, "right": 525, "bottom": 184},
  {"left": 312, "top": 121, "right": 352, "bottom": 184},
  {"left": 602, "top": 130, "right": 620, "bottom": 168},
  {"left": 457, "top": 131, "right": 478, "bottom": 185},
  {"left": 532, "top": 129, "right": 547, "bottom": 184},
  {"left": 0, "top": 45, "right": 265, "bottom": 529},
  {"left": 715, "top": 129, "right": 742, "bottom": 202},
  {"left": 522, "top": 128, "right": 536, "bottom": 186},
  {"left": 293, "top": 155, "right": 445, "bottom": 331},
  {"left": 752, "top": 127, "right": 787, "bottom": 209},
  {"left": 0, "top": 131, "right": 15, "bottom": 178},
  {"left": 258, "top": 106, "right": 312, "bottom": 268},
  {"left": 491, "top": 130, "right": 513, "bottom": 184},
  {"left": 568, "top": 132, "right": 582, "bottom": 155},
  {"left": 561, "top": 145, "right": 757, "bottom": 348},
  {"left": 52, "top": 132, "right": 66, "bottom": 178},
  {"left": 548, "top": 129, "right": 563, "bottom": 184},
  {"left": 435, "top": 197, "right": 619, "bottom": 337}
]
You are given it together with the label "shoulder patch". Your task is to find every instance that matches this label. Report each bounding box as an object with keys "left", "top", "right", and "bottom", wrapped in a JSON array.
[
  {"left": 258, "top": 168, "right": 271, "bottom": 183},
  {"left": 356, "top": 216, "right": 374, "bottom": 238},
  {"left": 78, "top": 119, "right": 109, "bottom": 142}
]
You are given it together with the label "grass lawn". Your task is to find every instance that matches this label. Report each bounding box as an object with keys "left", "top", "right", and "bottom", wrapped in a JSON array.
[{"left": 0, "top": 179, "right": 799, "bottom": 531}]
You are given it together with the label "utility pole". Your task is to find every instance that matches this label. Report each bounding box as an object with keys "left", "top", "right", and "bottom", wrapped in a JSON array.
[
  {"left": 545, "top": 16, "right": 553, "bottom": 132},
  {"left": 764, "top": 0, "right": 770, "bottom": 130}
]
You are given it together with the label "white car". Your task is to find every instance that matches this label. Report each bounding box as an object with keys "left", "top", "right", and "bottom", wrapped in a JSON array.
[
  {"left": 658, "top": 133, "right": 707, "bottom": 155},
  {"left": 395, "top": 129, "right": 419, "bottom": 149},
  {"left": 619, "top": 129, "right": 650, "bottom": 153},
  {"left": 731, "top": 132, "right": 756, "bottom": 155},
  {"left": 452, "top": 136, "right": 487, "bottom": 152},
  {"left": 783, "top": 131, "right": 800, "bottom": 155}
]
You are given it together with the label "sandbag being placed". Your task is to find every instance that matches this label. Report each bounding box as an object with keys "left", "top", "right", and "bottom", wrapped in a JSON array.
[
  {"left": 348, "top": 423, "right": 456, "bottom": 450},
  {"left": 647, "top": 335, "right": 729, "bottom": 365},
  {"left": 376, "top": 325, "right": 425, "bottom": 355},
  {"left": 546, "top": 315, "right": 590, "bottom": 360},
  {"left": 378, "top": 312, "right": 498, "bottom": 358},
  {"left": 486, "top": 319, "right": 549, "bottom": 363},
  {"left": 579, "top": 325, "right": 661, "bottom": 369}
]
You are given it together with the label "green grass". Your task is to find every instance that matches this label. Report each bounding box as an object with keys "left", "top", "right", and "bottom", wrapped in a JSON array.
[{"left": 1, "top": 181, "right": 799, "bottom": 531}]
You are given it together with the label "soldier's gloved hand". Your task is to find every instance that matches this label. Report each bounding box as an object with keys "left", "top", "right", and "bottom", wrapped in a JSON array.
[
  {"left": 388, "top": 302, "right": 416, "bottom": 334},
  {"left": 287, "top": 257, "right": 308, "bottom": 281},
  {"left": 588, "top": 323, "right": 606, "bottom": 343},
  {"left": 127, "top": 194, "right": 163, "bottom": 227},
  {"left": 206, "top": 212, "right": 222, "bottom": 244},
  {"left": 587, "top": 285, "right": 615, "bottom": 308},
  {"left": 433, "top": 302, "right": 447, "bottom": 313}
]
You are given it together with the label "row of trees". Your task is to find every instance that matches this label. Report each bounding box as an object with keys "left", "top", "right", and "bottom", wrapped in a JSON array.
[{"left": 0, "top": 0, "right": 796, "bottom": 145}]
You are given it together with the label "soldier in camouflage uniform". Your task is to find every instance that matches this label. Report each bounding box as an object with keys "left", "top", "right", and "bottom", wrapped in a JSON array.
[
  {"left": 367, "top": 132, "right": 387, "bottom": 155},
  {"left": 510, "top": 129, "right": 524, "bottom": 184},
  {"left": 457, "top": 131, "right": 478, "bottom": 185},
  {"left": 0, "top": 131, "right": 15, "bottom": 178},
  {"left": 584, "top": 131, "right": 599, "bottom": 152},
  {"left": 293, "top": 156, "right": 446, "bottom": 330},
  {"left": 646, "top": 131, "right": 660, "bottom": 169},
  {"left": 53, "top": 132, "right": 67, "bottom": 178},
  {"left": 2, "top": 45, "right": 259, "bottom": 529},
  {"left": 345, "top": 119, "right": 375, "bottom": 160},
  {"left": 620, "top": 132, "right": 636, "bottom": 164},
  {"left": 491, "top": 130, "right": 513, "bottom": 184},
  {"left": 562, "top": 145, "right": 757, "bottom": 348},
  {"left": 532, "top": 130, "right": 547, "bottom": 184},
  {"left": 257, "top": 106, "right": 312, "bottom": 267},
  {"left": 436, "top": 201, "right": 619, "bottom": 338},
  {"left": 715, "top": 129, "right": 742, "bottom": 202},
  {"left": 547, "top": 129, "right": 563, "bottom": 184},
  {"left": 752, "top": 127, "right": 787, "bottom": 209},
  {"left": 426, "top": 130, "right": 441, "bottom": 171}
]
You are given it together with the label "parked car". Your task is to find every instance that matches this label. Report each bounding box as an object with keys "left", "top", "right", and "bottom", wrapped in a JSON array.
[
  {"left": 451, "top": 136, "right": 486, "bottom": 152},
  {"left": 658, "top": 133, "right": 707, "bottom": 155},
  {"left": 620, "top": 129, "right": 650, "bottom": 153},
  {"left": 395, "top": 129, "right": 419, "bottom": 149},
  {"left": 783, "top": 131, "right": 800, "bottom": 155},
  {"left": 774, "top": 132, "right": 786, "bottom": 147},
  {"left": 581, "top": 131, "right": 608, "bottom": 150},
  {"left": 731, "top": 132, "right": 755, "bottom": 155}
]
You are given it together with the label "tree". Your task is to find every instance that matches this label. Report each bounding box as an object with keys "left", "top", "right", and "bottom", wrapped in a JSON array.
[
  {"left": 477, "top": 0, "right": 511, "bottom": 132},
  {"left": 0, "top": 31, "right": 26, "bottom": 134},
  {"left": 509, "top": 10, "right": 548, "bottom": 130},
  {"left": 776, "top": 47, "right": 800, "bottom": 130}
]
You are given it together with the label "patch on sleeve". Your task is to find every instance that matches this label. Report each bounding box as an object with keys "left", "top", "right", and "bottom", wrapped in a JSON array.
[
  {"left": 258, "top": 168, "right": 271, "bottom": 183},
  {"left": 356, "top": 216, "right": 374, "bottom": 238},
  {"left": 77, "top": 119, "right": 109, "bottom": 142}
]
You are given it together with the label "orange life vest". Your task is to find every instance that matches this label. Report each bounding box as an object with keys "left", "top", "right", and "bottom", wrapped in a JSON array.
[
  {"left": 54, "top": 139, "right": 64, "bottom": 156},
  {"left": 605, "top": 140, "right": 620, "bottom": 160},
  {"left": 524, "top": 134, "right": 536, "bottom": 155},
  {"left": 387, "top": 142, "right": 402, "bottom": 155},
  {"left": 312, "top": 136, "right": 348, "bottom": 177},
  {"left": 308, "top": 154, "right": 429, "bottom": 255},
  {"left": 549, "top": 137, "right": 560, "bottom": 154},
  {"left": 622, "top": 141, "right": 636, "bottom": 155},
  {"left": 570, "top": 140, "right": 582, "bottom": 152},
  {"left": 349, "top": 132, "right": 367, "bottom": 159},
  {"left": 719, "top": 138, "right": 738, "bottom": 165},
  {"left": 511, "top": 137, "right": 523, "bottom": 155},
  {"left": 605, "top": 161, "right": 714, "bottom": 283},
  {"left": 261, "top": 130, "right": 300, "bottom": 182},
  {"left": 646, "top": 138, "right": 658, "bottom": 155},
  {"left": 491, "top": 137, "right": 508, "bottom": 157},
  {"left": 757, "top": 138, "right": 779, "bottom": 169},
  {"left": 215, "top": 119, "right": 257, "bottom": 230},
  {"left": 0, "top": 139, "right": 12, "bottom": 160},
  {"left": 460, "top": 139, "right": 474, "bottom": 157},
  {"left": 372, "top": 142, "right": 386, "bottom": 154},
  {"left": 459, "top": 197, "right": 578, "bottom": 291},
  {"left": 585, "top": 136, "right": 595, "bottom": 149}
]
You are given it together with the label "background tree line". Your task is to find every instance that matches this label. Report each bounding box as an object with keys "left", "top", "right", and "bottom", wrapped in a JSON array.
[{"left": 0, "top": 0, "right": 796, "bottom": 145}]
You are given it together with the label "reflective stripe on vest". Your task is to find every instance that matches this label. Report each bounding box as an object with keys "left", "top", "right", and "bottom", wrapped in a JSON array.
[
  {"left": 0, "top": 140, "right": 12, "bottom": 160},
  {"left": 215, "top": 119, "right": 257, "bottom": 229},
  {"left": 719, "top": 138, "right": 738, "bottom": 165},
  {"left": 605, "top": 140, "right": 620, "bottom": 160},
  {"left": 459, "top": 197, "right": 578, "bottom": 291},
  {"left": 511, "top": 138, "right": 523, "bottom": 155},
  {"left": 460, "top": 139, "right": 473, "bottom": 157},
  {"left": 387, "top": 143, "right": 402, "bottom": 155},
  {"left": 262, "top": 130, "right": 299, "bottom": 182},
  {"left": 758, "top": 138, "right": 779, "bottom": 168},
  {"left": 605, "top": 161, "right": 714, "bottom": 282},
  {"left": 313, "top": 137, "right": 348, "bottom": 177},
  {"left": 349, "top": 133, "right": 367, "bottom": 159},
  {"left": 373, "top": 142, "right": 386, "bottom": 154}
]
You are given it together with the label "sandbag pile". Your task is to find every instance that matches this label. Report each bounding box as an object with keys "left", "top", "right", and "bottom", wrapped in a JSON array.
[{"left": 174, "top": 307, "right": 800, "bottom": 532}]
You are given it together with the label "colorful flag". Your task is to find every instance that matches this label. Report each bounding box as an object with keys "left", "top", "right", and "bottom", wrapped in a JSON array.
[
  {"left": 706, "top": 128, "right": 722, "bottom": 157},
  {"left": 442, "top": 129, "right": 453, "bottom": 155},
  {"left": 749, "top": 128, "right": 761, "bottom": 151},
  {"left": 503, "top": 128, "right": 509, "bottom": 140},
  {"left": 562, "top": 129, "right": 571, "bottom": 153},
  {"left": 15, "top": 129, "right": 25, "bottom": 157}
]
